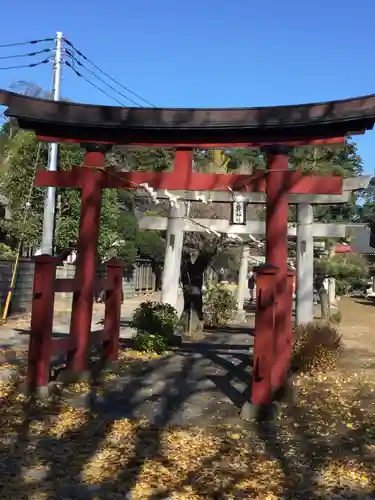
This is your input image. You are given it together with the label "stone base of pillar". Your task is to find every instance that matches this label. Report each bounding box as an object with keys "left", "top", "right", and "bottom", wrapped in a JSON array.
[
  {"left": 240, "top": 401, "right": 279, "bottom": 422},
  {"left": 233, "top": 310, "right": 247, "bottom": 323}
]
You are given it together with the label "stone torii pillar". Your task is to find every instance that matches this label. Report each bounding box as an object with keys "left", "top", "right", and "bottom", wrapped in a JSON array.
[
  {"left": 294, "top": 176, "right": 370, "bottom": 323},
  {"left": 161, "top": 203, "right": 185, "bottom": 309},
  {"left": 296, "top": 204, "right": 314, "bottom": 324},
  {"left": 235, "top": 246, "right": 250, "bottom": 319}
]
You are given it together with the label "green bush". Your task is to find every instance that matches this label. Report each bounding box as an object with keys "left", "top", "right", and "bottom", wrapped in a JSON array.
[
  {"left": 133, "top": 332, "right": 169, "bottom": 354},
  {"left": 130, "top": 301, "right": 179, "bottom": 353},
  {"left": 0, "top": 243, "right": 16, "bottom": 260},
  {"left": 203, "top": 284, "right": 237, "bottom": 327},
  {"left": 292, "top": 321, "right": 343, "bottom": 374},
  {"left": 329, "top": 310, "right": 342, "bottom": 325},
  {"left": 335, "top": 279, "right": 348, "bottom": 296}
]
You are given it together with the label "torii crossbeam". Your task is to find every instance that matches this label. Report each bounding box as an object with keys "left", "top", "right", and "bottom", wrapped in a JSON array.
[{"left": 2, "top": 89, "right": 375, "bottom": 413}]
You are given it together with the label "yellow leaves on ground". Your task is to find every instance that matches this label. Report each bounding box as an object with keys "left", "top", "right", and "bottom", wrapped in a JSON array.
[{"left": 1, "top": 349, "right": 375, "bottom": 498}]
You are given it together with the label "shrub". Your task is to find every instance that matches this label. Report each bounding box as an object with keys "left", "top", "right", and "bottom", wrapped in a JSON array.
[
  {"left": 133, "top": 332, "right": 169, "bottom": 354},
  {"left": 203, "top": 284, "right": 237, "bottom": 327},
  {"left": 130, "top": 301, "right": 179, "bottom": 353},
  {"left": 291, "top": 321, "right": 343, "bottom": 374},
  {"left": 0, "top": 243, "right": 16, "bottom": 259},
  {"left": 329, "top": 310, "right": 342, "bottom": 325}
]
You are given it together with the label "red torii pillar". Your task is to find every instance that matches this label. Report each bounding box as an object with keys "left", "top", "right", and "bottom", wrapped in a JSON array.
[
  {"left": 35, "top": 143, "right": 343, "bottom": 394},
  {"left": 264, "top": 145, "right": 290, "bottom": 393},
  {"left": 67, "top": 144, "right": 110, "bottom": 376}
]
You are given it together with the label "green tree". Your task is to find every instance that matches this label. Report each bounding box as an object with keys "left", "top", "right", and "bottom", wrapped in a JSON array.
[
  {"left": 135, "top": 230, "right": 165, "bottom": 289},
  {"left": 211, "top": 246, "right": 242, "bottom": 282},
  {"left": 0, "top": 127, "right": 138, "bottom": 266},
  {"left": 314, "top": 251, "right": 369, "bottom": 318},
  {"left": 290, "top": 139, "right": 363, "bottom": 223},
  {"left": 357, "top": 177, "right": 375, "bottom": 241},
  {"left": 108, "top": 146, "right": 173, "bottom": 172}
]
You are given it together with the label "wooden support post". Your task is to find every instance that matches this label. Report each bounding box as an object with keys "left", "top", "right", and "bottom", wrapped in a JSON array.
[
  {"left": 264, "top": 146, "right": 290, "bottom": 393},
  {"left": 241, "top": 264, "right": 278, "bottom": 419},
  {"left": 67, "top": 145, "right": 108, "bottom": 379},
  {"left": 272, "top": 269, "right": 295, "bottom": 393},
  {"left": 27, "top": 256, "right": 57, "bottom": 396},
  {"left": 103, "top": 259, "right": 124, "bottom": 366}
]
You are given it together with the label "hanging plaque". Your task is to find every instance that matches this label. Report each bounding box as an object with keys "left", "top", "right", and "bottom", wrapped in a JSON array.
[{"left": 231, "top": 199, "right": 246, "bottom": 225}]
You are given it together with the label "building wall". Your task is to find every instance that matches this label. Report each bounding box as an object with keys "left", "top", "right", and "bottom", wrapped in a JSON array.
[{"left": 0, "top": 259, "right": 35, "bottom": 315}]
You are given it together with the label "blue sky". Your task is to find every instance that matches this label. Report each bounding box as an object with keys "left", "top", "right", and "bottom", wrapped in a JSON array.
[{"left": 1, "top": 0, "right": 375, "bottom": 173}]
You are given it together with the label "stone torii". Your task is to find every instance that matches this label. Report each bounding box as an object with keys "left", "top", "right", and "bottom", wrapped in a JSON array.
[
  {"left": 138, "top": 213, "right": 345, "bottom": 309},
  {"left": 137, "top": 175, "right": 370, "bottom": 323}
]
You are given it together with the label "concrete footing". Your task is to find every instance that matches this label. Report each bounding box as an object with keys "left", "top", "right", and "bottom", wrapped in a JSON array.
[{"left": 240, "top": 401, "right": 279, "bottom": 422}]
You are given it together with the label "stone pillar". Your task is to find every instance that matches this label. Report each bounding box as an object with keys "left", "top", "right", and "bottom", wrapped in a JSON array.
[
  {"left": 236, "top": 246, "right": 249, "bottom": 318},
  {"left": 328, "top": 278, "right": 336, "bottom": 307},
  {"left": 296, "top": 204, "right": 314, "bottom": 324},
  {"left": 328, "top": 247, "right": 336, "bottom": 308},
  {"left": 161, "top": 203, "right": 184, "bottom": 308}
]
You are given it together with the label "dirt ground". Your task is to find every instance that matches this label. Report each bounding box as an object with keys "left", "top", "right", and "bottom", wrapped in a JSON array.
[
  {"left": 332, "top": 296, "right": 375, "bottom": 376},
  {"left": 1, "top": 297, "right": 375, "bottom": 498}
]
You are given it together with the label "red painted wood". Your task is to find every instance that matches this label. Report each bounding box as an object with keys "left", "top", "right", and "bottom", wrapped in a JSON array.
[
  {"left": 30, "top": 136, "right": 345, "bottom": 395},
  {"left": 35, "top": 135, "right": 348, "bottom": 147},
  {"left": 54, "top": 278, "right": 79, "bottom": 293},
  {"left": 27, "top": 256, "right": 57, "bottom": 389},
  {"left": 51, "top": 330, "right": 110, "bottom": 356},
  {"left": 272, "top": 270, "right": 295, "bottom": 391},
  {"left": 90, "top": 329, "right": 110, "bottom": 343},
  {"left": 172, "top": 149, "right": 193, "bottom": 181},
  {"left": 251, "top": 264, "right": 278, "bottom": 405},
  {"left": 103, "top": 259, "right": 124, "bottom": 362},
  {"left": 35, "top": 167, "right": 343, "bottom": 195},
  {"left": 51, "top": 337, "right": 75, "bottom": 356},
  {"left": 265, "top": 150, "right": 289, "bottom": 394},
  {"left": 94, "top": 278, "right": 109, "bottom": 292},
  {"left": 67, "top": 151, "right": 105, "bottom": 374}
]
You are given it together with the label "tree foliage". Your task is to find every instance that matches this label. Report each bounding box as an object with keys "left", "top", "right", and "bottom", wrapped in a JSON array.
[
  {"left": 0, "top": 127, "right": 140, "bottom": 265},
  {"left": 288, "top": 140, "right": 364, "bottom": 223},
  {"left": 315, "top": 252, "right": 369, "bottom": 285},
  {"left": 203, "top": 284, "right": 237, "bottom": 327}
]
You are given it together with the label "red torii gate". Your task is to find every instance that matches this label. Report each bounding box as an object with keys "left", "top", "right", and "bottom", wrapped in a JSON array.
[{"left": 2, "top": 89, "right": 375, "bottom": 411}]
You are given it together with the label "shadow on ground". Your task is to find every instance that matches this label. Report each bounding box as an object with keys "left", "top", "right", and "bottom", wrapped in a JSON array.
[
  {"left": 1, "top": 321, "right": 375, "bottom": 498},
  {"left": 354, "top": 298, "right": 375, "bottom": 307}
]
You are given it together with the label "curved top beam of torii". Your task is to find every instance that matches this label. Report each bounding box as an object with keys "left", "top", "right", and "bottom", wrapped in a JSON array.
[{"left": 1, "top": 89, "right": 375, "bottom": 146}]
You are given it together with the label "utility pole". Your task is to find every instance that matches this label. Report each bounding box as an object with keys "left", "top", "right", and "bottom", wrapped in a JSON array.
[{"left": 41, "top": 31, "right": 63, "bottom": 255}]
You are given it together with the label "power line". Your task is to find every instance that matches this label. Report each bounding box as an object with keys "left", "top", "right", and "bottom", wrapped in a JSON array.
[
  {"left": 65, "top": 49, "right": 144, "bottom": 107},
  {"left": 63, "top": 37, "right": 157, "bottom": 107},
  {"left": 0, "top": 58, "right": 50, "bottom": 71},
  {"left": 63, "top": 43, "right": 171, "bottom": 164},
  {"left": 0, "top": 48, "right": 52, "bottom": 60},
  {"left": 0, "top": 37, "right": 54, "bottom": 49},
  {"left": 65, "top": 60, "right": 124, "bottom": 106}
]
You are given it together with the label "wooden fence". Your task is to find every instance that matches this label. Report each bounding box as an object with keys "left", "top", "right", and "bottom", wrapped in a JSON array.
[{"left": 0, "top": 258, "right": 157, "bottom": 316}]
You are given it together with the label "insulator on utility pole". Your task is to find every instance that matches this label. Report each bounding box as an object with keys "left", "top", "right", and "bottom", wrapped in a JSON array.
[{"left": 41, "top": 31, "right": 63, "bottom": 255}]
